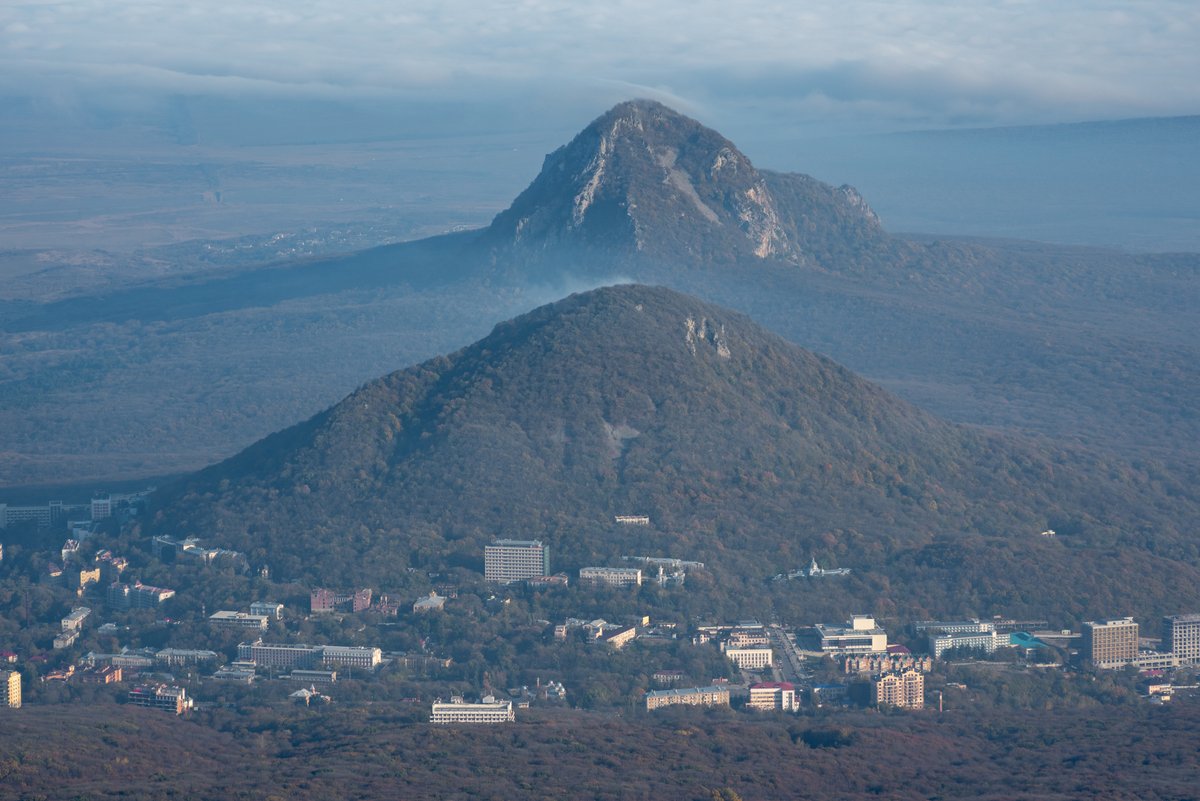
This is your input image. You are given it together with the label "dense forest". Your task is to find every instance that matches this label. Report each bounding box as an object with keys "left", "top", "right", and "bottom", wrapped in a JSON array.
[{"left": 2, "top": 696, "right": 1198, "bottom": 800}]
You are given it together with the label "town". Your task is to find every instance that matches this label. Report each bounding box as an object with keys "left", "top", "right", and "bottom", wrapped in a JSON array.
[{"left": 1, "top": 502, "right": 1197, "bottom": 726}]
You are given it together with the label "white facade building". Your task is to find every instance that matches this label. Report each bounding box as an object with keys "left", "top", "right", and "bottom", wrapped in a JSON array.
[
  {"left": 484, "top": 539, "right": 549, "bottom": 584},
  {"left": 430, "top": 696, "right": 515, "bottom": 724},
  {"left": 815, "top": 615, "right": 889, "bottom": 654},
  {"left": 725, "top": 648, "right": 773, "bottom": 670}
]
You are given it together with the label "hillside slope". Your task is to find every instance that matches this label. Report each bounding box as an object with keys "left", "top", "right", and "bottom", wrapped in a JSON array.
[{"left": 151, "top": 285, "right": 1200, "bottom": 619}]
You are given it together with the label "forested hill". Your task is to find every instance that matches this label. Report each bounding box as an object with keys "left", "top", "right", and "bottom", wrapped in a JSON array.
[{"left": 149, "top": 285, "right": 1200, "bottom": 620}]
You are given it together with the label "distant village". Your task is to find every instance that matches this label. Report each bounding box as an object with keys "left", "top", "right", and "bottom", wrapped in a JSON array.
[{"left": 2, "top": 503, "right": 1198, "bottom": 724}]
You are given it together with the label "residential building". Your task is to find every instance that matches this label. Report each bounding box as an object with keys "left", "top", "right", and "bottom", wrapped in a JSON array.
[
  {"left": 128, "top": 684, "right": 191, "bottom": 715},
  {"left": 815, "top": 616, "right": 888, "bottom": 654},
  {"left": 79, "top": 665, "right": 123, "bottom": 684},
  {"left": 872, "top": 669, "right": 925, "bottom": 709},
  {"left": 929, "top": 630, "right": 1001, "bottom": 659},
  {"left": 209, "top": 611, "right": 270, "bottom": 631},
  {"left": 53, "top": 630, "right": 79, "bottom": 649},
  {"left": 67, "top": 566, "right": 102, "bottom": 590},
  {"left": 645, "top": 685, "right": 730, "bottom": 711},
  {"left": 287, "top": 669, "right": 338, "bottom": 684},
  {"left": 108, "top": 581, "right": 174, "bottom": 609},
  {"left": 430, "top": 696, "right": 515, "bottom": 724},
  {"left": 484, "top": 539, "right": 549, "bottom": 584},
  {"left": 412, "top": 592, "right": 446, "bottom": 613},
  {"left": 61, "top": 607, "right": 91, "bottom": 632},
  {"left": 600, "top": 626, "right": 638, "bottom": 650},
  {"left": 726, "top": 628, "right": 770, "bottom": 649},
  {"left": 1082, "top": 617, "right": 1139, "bottom": 668},
  {"left": 614, "top": 515, "right": 650, "bottom": 525},
  {"left": 2, "top": 670, "right": 20, "bottom": 708},
  {"left": 747, "top": 682, "right": 797, "bottom": 712},
  {"left": 725, "top": 648, "right": 773, "bottom": 670},
  {"left": 155, "top": 649, "right": 220, "bottom": 667},
  {"left": 579, "top": 566, "right": 642, "bottom": 587},
  {"left": 320, "top": 645, "right": 382, "bottom": 670},
  {"left": 250, "top": 602, "right": 284, "bottom": 620},
  {"left": 310, "top": 588, "right": 372, "bottom": 614},
  {"left": 1163, "top": 613, "right": 1200, "bottom": 665},
  {"left": 90, "top": 496, "right": 112, "bottom": 521},
  {"left": 652, "top": 670, "right": 686, "bottom": 687},
  {"left": 914, "top": 619, "right": 994, "bottom": 635},
  {"left": 843, "top": 654, "right": 933, "bottom": 675},
  {"left": 238, "top": 641, "right": 319, "bottom": 670}
]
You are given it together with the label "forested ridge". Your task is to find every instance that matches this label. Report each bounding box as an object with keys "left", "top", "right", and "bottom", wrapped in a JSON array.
[{"left": 148, "top": 285, "right": 1200, "bottom": 623}]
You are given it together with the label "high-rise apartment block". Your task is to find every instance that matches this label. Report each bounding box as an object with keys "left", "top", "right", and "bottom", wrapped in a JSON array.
[
  {"left": 871, "top": 669, "right": 924, "bottom": 709},
  {"left": 2, "top": 670, "right": 20, "bottom": 708},
  {"left": 1163, "top": 613, "right": 1200, "bottom": 665},
  {"left": 484, "top": 539, "right": 549, "bottom": 583},
  {"left": 1082, "top": 617, "right": 1139, "bottom": 668}
]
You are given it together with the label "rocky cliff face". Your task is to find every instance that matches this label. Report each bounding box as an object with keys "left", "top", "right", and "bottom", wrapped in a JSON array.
[{"left": 480, "top": 100, "right": 884, "bottom": 268}]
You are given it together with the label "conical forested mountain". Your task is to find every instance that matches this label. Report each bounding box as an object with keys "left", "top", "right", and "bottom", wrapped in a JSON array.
[{"left": 151, "top": 285, "right": 1200, "bottom": 620}]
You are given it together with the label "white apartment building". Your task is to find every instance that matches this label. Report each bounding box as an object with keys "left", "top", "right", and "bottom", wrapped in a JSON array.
[
  {"left": 237, "top": 641, "right": 319, "bottom": 670},
  {"left": 209, "top": 611, "right": 270, "bottom": 631},
  {"left": 579, "top": 567, "right": 643, "bottom": 587},
  {"left": 725, "top": 648, "right": 773, "bottom": 670},
  {"left": 747, "top": 682, "right": 797, "bottom": 712},
  {"left": 929, "top": 630, "right": 1001, "bottom": 659},
  {"left": 430, "top": 696, "right": 515, "bottom": 724},
  {"left": 484, "top": 539, "right": 549, "bottom": 584},
  {"left": 320, "top": 645, "right": 382, "bottom": 670}
]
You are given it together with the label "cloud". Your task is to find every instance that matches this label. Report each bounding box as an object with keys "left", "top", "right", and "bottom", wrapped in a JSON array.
[{"left": 1, "top": 1, "right": 1198, "bottom": 131}]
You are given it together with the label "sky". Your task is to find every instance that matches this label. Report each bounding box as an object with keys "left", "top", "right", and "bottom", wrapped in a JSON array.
[{"left": 3, "top": 0, "right": 1199, "bottom": 139}]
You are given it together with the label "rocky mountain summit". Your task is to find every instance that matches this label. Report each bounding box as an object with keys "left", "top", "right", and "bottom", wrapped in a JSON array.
[{"left": 481, "top": 100, "right": 886, "bottom": 269}]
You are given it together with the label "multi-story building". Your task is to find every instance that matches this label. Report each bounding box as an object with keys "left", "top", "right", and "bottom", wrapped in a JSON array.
[
  {"left": 128, "top": 684, "right": 191, "bottom": 715},
  {"left": 724, "top": 648, "right": 773, "bottom": 671},
  {"left": 484, "top": 539, "right": 549, "bottom": 584},
  {"left": 90, "top": 496, "right": 112, "bottom": 521},
  {"left": 2, "top": 670, "right": 20, "bottom": 708},
  {"left": 1082, "top": 617, "right": 1140, "bottom": 668},
  {"left": 645, "top": 685, "right": 731, "bottom": 711},
  {"left": 929, "top": 630, "right": 1001, "bottom": 659},
  {"left": 1163, "top": 613, "right": 1200, "bottom": 665},
  {"left": 238, "top": 641, "right": 319, "bottom": 670},
  {"left": 579, "top": 567, "right": 642, "bottom": 587},
  {"left": 815, "top": 616, "right": 888, "bottom": 654},
  {"left": 108, "top": 582, "right": 175, "bottom": 609},
  {"left": 53, "top": 630, "right": 80, "bottom": 649},
  {"left": 843, "top": 654, "right": 933, "bottom": 675},
  {"left": 61, "top": 607, "right": 91, "bottom": 632},
  {"left": 430, "top": 696, "right": 515, "bottom": 724},
  {"left": 727, "top": 628, "right": 770, "bottom": 649},
  {"left": 288, "top": 669, "right": 338, "bottom": 684},
  {"left": 79, "top": 665, "right": 123, "bottom": 684},
  {"left": 209, "top": 611, "right": 270, "bottom": 631},
  {"left": 250, "top": 601, "right": 284, "bottom": 620},
  {"left": 872, "top": 669, "right": 924, "bottom": 709},
  {"left": 747, "top": 682, "right": 797, "bottom": 712},
  {"left": 310, "top": 588, "right": 372, "bottom": 614},
  {"left": 600, "top": 626, "right": 638, "bottom": 650},
  {"left": 320, "top": 645, "right": 382, "bottom": 670},
  {"left": 914, "top": 619, "right": 994, "bottom": 635},
  {"left": 155, "top": 649, "right": 220, "bottom": 667}
]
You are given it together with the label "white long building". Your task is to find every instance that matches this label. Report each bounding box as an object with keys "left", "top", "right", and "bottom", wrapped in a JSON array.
[{"left": 430, "top": 696, "right": 515, "bottom": 724}]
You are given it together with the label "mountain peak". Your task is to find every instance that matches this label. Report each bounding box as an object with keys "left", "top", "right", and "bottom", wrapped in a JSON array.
[{"left": 479, "top": 100, "right": 885, "bottom": 271}]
